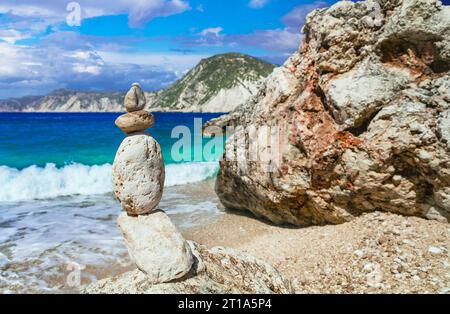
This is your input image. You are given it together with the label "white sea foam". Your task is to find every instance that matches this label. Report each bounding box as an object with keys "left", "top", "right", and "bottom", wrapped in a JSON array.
[
  {"left": 165, "top": 161, "right": 218, "bottom": 187},
  {"left": 0, "top": 162, "right": 219, "bottom": 202},
  {"left": 0, "top": 185, "right": 222, "bottom": 292},
  {"left": 0, "top": 163, "right": 112, "bottom": 202}
]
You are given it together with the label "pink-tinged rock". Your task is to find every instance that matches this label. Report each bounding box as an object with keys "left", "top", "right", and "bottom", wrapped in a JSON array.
[
  {"left": 214, "top": 0, "right": 450, "bottom": 226},
  {"left": 115, "top": 110, "right": 154, "bottom": 134}
]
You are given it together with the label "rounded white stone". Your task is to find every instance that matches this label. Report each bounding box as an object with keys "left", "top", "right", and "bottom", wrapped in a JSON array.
[{"left": 112, "top": 133, "right": 165, "bottom": 215}]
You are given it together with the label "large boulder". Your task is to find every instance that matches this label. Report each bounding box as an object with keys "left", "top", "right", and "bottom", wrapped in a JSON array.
[
  {"left": 82, "top": 241, "right": 293, "bottom": 294},
  {"left": 214, "top": 0, "right": 450, "bottom": 226}
]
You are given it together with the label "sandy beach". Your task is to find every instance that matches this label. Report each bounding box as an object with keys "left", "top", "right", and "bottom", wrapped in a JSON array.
[
  {"left": 17, "top": 179, "right": 447, "bottom": 294},
  {"left": 184, "top": 209, "right": 450, "bottom": 294}
]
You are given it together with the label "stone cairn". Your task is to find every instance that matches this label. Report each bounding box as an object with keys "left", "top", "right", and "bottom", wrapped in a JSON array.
[{"left": 112, "top": 83, "right": 194, "bottom": 284}]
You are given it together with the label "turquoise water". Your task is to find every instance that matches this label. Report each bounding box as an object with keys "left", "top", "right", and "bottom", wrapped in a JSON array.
[
  {"left": 0, "top": 112, "right": 226, "bottom": 293},
  {"left": 0, "top": 112, "right": 224, "bottom": 169}
]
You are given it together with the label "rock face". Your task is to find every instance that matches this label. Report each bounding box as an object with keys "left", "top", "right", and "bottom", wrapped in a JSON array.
[
  {"left": 82, "top": 241, "right": 293, "bottom": 294},
  {"left": 214, "top": 0, "right": 450, "bottom": 226},
  {"left": 117, "top": 211, "right": 194, "bottom": 283},
  {"left": 113, "top": 133, "right": 165, "bottom": 215}
]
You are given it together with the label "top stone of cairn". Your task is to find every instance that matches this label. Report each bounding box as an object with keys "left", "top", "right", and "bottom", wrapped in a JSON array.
[{"left": 125, "top": 83, "right": 146, "bottom": 112}]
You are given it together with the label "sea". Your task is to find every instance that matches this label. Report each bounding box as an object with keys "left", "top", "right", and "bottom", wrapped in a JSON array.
[{"left": 0, "top": 112, "right": 226, "bottom": 293}]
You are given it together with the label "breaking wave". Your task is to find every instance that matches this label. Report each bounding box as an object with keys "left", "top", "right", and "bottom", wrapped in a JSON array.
[{"left": 0, "top": 162, "right": 219, "bottom": 202}]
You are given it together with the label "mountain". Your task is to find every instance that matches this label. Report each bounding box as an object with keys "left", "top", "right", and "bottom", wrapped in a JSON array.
[
  {"left": 0, "top": 53, "right": 275, "bottom": 113},
  {"left": 147, "top": 53, "right": 275, "bottom": 112},
  {"left": 14, "top": 89, "right": 125, "bottom": 112},
  {"left": 0, "top": 96, "right": 43, "bottom": 112}
]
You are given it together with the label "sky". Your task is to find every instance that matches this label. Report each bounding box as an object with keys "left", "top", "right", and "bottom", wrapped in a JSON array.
[
  {"left": 0, "top": 0, "right": 344, "bottom": 99},
  {"left": 0, "top": 0, "right": 407, "bottom": 99}
]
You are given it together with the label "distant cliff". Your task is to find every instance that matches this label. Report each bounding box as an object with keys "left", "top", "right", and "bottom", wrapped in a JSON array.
[
  {"left": 0, "top": 53, "right": 275, "bottom": 113},
  {"left": 12, "top": 89, "right": 125, "bottom": 112}
]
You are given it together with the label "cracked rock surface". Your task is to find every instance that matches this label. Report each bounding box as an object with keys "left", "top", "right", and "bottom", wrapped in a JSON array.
[
  {"left": 213, "top": 0, "right": 450, "bottom": 226},
  {"left": 113, "top": 133, "right": 165, "bottom": 216}
]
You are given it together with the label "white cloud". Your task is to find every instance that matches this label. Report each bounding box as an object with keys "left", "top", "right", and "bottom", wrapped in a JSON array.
[
  {"left": 72, "top": 64, "right": 102, "bottom": 75},
  {"left": 97, "top": 51, "right": 207, "bottom": 72},
  {"left": 0, "top": 4, "right": 59, "bottom": 18},
  {"left": 178, "top": 26, "right": 225, "bottom": 47},
  {"left": 0, "top": 0, "right": 191, "bottom": 28},
  {"left": 126, "top": 0, "right": 190, "bottom": 27},
  {"left": 69, "top": 51, "right": 101, "bottom": 61},
  {"left": 229, "top": 28, "right": 302, "bottom": 52},
  {"left": 0, "top": 43, "right": 23, "bottom": 75},
  {"left": 248, "top": 0, "right": 270, "bottom": 9},
  {"left": 228, "top": 2, "right": 327, "bottom": 56},
  {"left": 282, "top": 1, "right": 328, "bottom": 32},
  {"left": 199, "top": 27, "right": 223, "bottom": 36},
  {"left": 0, "top": 29, "right": 30, "bottom": 44},
  {"left": 0, "top": 38, "right": 181, "bottom": 99}
]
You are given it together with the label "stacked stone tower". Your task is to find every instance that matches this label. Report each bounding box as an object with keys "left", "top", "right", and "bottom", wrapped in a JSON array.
[{"left": 112, "top": 83, "right": 194, "bottom": 283}]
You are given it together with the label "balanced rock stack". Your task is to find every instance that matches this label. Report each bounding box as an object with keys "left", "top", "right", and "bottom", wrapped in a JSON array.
[
  {"left": 112, "top": 83, "right": 194, "bottom": 283},
  {"left": 85, "top": 83, "right": 293, "bottom": 293}
]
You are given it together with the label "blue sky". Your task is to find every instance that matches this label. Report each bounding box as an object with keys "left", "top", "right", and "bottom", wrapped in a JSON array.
[
  {"left": 0, "top": 0, "right": 342, "bottom": 99},
  {"left": 0, "top": 0, "right": 414, "bottom": 98}
]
